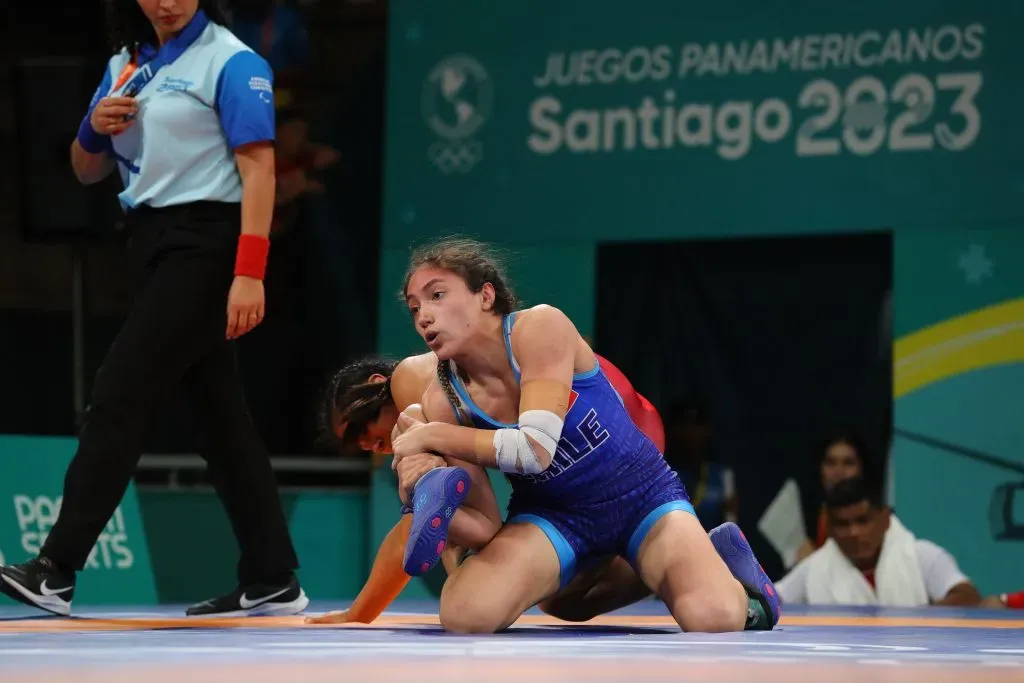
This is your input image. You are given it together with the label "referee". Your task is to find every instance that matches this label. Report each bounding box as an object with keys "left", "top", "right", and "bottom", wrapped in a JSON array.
[{"left": 0, "top": 0, "right": 306, "bottom": 618}]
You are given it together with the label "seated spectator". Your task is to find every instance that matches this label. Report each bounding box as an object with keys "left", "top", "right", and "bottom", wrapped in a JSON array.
[
  {"left": 795, "top": 434, "right": 868, "bottom": 563},
  {"left": 776, "top": 476, "right": 983, "bottom": 607}
]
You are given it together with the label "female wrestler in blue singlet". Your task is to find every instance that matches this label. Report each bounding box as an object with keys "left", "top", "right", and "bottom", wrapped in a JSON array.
[{"left": 390, "top": 238, "right": 779, "bottom": 634}]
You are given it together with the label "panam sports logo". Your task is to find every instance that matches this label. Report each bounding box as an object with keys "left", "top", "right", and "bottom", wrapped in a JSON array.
[{"left": 13, "top": 495, "right": 134, "bottom": 570}]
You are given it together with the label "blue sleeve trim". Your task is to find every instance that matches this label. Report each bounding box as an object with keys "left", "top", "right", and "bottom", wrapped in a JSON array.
[
  {"left": 215, "top": 50, "right": 276, "bottom": 149},
  {"left": 77, "top": 118, "right": 111, "bottom": 154}
]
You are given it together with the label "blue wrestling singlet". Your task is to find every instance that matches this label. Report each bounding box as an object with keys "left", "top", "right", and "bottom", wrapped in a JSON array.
[{"left": 444, "top": 312, "right": 696, "bottom": 586}]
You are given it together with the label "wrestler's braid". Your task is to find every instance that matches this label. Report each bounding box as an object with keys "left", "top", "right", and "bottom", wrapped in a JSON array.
[{"left": 436, "top": 359, "right": 463, "bottom": 422}]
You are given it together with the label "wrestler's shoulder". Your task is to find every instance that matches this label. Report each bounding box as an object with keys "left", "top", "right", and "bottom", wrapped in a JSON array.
[
  {"left": 397, "top": 351, "right": 438, "bottom": 377},
  {"left": 516, "top": 303, "right": 566, "bottom": 319},
  {"left": 512, "top": 305, "right": 580, "bottom": 335},
  {"left": 392, "top": 352, "right": 437, "bottom": 409}
]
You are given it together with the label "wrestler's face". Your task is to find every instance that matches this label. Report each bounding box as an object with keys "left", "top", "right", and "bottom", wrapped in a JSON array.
[
  {"left": 405, "top": 267, "right": 496, "bottom": 360},
  {"left": 822, "top": 441, "right": 862, "bottom": 490},
  {"left": 333, "top": 374, "right": 399, "bottom": 455},
  {"left": 828, "top": 500, "right": 889, "bottom": 567},
  {"left": 136, "top": 0, "right": 199, "bottom": 39},
  {"left": 356, "top": 404, "right": 399, "bottom": 455}
]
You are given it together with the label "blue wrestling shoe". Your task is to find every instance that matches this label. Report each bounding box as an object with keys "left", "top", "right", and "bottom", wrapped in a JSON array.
[
  {"left": 403, "top": 466, "right": 472, "bottom": 576},
  {"left": 709, "top": 522, "right": 780, "bottom": 630}
]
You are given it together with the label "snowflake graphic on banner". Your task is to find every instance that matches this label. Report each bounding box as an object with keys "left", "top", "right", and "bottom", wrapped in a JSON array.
[{"left": 958, "top": 244, "right": 993, "bottom": 284}]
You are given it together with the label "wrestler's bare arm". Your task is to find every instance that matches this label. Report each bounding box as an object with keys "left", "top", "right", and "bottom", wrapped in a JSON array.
[{"left": 417, "top": 380, "right": 502, "bottom": 547}]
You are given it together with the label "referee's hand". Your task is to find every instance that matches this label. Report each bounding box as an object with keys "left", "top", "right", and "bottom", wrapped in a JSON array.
[
  {"left": 90, "top": 97, "right": 137, "bottom": 136},
  {"left": 226, "top": 275, "right": 265, "bottom": 339}
]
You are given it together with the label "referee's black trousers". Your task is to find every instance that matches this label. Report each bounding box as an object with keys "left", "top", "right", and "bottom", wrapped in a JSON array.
[{"left": 41, "top": 201, "right": 299, "bottom": 584}]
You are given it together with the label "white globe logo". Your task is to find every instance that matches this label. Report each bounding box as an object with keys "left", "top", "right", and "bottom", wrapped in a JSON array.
[{"left": 422, "top": 55, "right": 493, "bottom": 141}]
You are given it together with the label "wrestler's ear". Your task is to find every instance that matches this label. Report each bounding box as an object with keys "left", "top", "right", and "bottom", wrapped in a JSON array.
[{"left": 478, "top": 282, "right": 496, "bottom": 312}]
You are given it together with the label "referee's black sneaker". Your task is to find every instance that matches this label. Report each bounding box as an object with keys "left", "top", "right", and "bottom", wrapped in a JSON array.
[
  {"left": 185, "top": 574, "right": 309, "bottom": 617},
  {"left": 0, "top": 556, "right": 76, "bottom": 616}
]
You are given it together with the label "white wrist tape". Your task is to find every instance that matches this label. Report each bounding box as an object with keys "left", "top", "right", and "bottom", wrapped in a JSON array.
[{"left": 493, "top": 409, "right": 564, "bottom": 475}]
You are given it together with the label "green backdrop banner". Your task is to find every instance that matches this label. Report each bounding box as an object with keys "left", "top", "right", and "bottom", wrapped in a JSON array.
[
  {"left": 382, "top": 2, "right": 1021, "bottom": 247},
  {"left": 138, "top": 489, "right": 369, "bottom": 605},
  {"left": 892, "top": 228, "right": 1024, "bottom": 596},
  {"left": 0, "top": 436, "right": 371, "bottom": 608},
  {"left": 0, "top": 435, "right": 157, "bottom": 605}
]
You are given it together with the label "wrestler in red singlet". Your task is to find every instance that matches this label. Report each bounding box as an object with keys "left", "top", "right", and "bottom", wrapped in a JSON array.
[{"left": 593, "top": 354, "right": 665, "bottom": 452}]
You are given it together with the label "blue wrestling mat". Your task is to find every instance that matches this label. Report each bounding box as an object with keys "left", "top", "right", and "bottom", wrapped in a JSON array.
[{"left": 1, "top": 600, "right": 1022, "bottom": 682}]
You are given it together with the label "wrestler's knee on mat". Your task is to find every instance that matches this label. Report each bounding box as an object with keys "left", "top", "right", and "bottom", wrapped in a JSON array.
[
  {"left": 666, "top": 584, "right": 748, "bottom": 633},
  {"left": 440, "top": 522, "right": 564, "bottom": 634},
  {"left": 438, "top": 580, "right": 512, "bottom": 634},
  {"left": 635, "top": 510, "right": 748, "bottom": 633}
]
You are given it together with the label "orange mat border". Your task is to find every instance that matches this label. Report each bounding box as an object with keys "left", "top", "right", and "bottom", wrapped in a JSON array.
[{"left": 2, "top": 612, "right": 1022, "bottom": 633}]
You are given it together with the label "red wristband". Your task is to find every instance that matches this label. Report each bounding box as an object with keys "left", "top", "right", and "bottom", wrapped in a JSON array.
[{"left": 234, "top": 234, "right": 270, "bottom": 280}]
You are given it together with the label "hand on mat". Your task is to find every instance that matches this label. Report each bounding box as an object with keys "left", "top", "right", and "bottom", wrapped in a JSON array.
[
  {"left": 305, "top": 610, "right": 354, "bottom": 624},
  {"left": 395, "top": 453, "right": 447, "bottom": 506}
]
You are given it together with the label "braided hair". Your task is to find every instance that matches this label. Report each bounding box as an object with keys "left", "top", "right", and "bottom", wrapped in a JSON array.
[
  {"left": 435, "top": 359, "right": 465, "bottom": 424},
  {"left": 318, "top": 356, "right": 400, "bottom": 454}
]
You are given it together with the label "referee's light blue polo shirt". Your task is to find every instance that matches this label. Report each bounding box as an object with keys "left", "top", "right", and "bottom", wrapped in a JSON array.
[{"left": 85, "top": 10, "right": 276, "bottom": 211}]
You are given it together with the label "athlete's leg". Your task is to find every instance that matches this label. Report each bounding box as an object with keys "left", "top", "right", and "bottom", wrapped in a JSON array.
[
  {"left": 541, "top": 523, "right": 784, "bottom": 625},
  {"left": 439, "top": 521, "right": 566, "bottom": 634},
  {"left": 396, "top": 401, "right": 503, "bottom": 575},
  {"left": 539, "top": 556, "right": 651, "bottom": 622},
  {"left": 396, "top": 405, "right": 503, "bottom": 552},
  {"left": 631, "top": 507, "right": 751, "bottom": 632},
  {"left": 440, "top": 458, "right": 502, "bottom": 548},
  {"left": 541, "top": 515, "right": 765, "bottom": 629},
  {"left": 707, "top": 521, "right": 779, "bottom": 623},
  {"left": 608, "top": 448, "right": 777, "bottom": 633}
]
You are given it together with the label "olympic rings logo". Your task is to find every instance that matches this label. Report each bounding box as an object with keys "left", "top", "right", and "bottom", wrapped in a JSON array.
[{"left": 428, "top": 141, "right": 483, "bottom": 174}]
